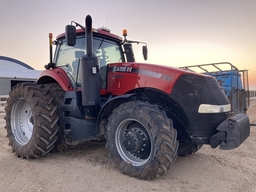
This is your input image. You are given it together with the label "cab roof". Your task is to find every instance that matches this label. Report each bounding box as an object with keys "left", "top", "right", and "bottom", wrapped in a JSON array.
[{"left": 56, "top": 28, "right": 123, "bottom": 41}]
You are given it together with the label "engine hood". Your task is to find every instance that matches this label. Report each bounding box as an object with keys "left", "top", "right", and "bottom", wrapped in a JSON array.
[{"left": 106, "top": 62, "right": 214, "bottom": 95}]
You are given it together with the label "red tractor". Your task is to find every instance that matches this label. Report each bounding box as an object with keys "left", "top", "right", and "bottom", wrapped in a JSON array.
[{"left": 5, "top": 15, "right": 250, "bottom": 179}]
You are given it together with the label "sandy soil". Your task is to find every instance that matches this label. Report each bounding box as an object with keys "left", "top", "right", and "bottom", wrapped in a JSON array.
[{"left": 0, "top": 101, "right": 255, "bottom": 192}]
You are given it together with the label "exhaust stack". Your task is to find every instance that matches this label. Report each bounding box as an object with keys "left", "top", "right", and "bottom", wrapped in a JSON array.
[{"left": 80, "top": 15, "right": 100, "bottom": 108}]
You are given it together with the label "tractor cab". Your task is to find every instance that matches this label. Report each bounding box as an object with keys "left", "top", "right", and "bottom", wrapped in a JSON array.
[
  {"left": 45, "top": 23, "right": 148, "bottom": 90},
  {"left": 54, "top": 29, "right": 124, "bottom": 89}
]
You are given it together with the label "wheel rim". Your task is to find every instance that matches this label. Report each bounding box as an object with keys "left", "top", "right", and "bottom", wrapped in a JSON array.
[
  {"left": 11, "top": 98, "right": 33, "bottom": 145},
  {"left": 115, "top": 119, "right": 152, "bottom": 166}
]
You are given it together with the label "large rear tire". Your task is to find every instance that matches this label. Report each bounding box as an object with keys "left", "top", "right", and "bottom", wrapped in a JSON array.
[
  {"left": 5, "top": 83, "right": 59, "bottom": 158},
  {"left": 105, "top": 101, "right": 179, "bottom": 180},
  {"left": 43, "top": 83, "right": 69, "bottom": 152}
]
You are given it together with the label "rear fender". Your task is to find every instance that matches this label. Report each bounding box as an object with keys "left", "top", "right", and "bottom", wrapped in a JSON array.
[{"left": 37, "top": 68, "right": 73, "bottom": 91}]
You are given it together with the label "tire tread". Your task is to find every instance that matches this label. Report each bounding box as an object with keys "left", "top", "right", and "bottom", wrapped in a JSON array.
[
  {"left": 5, "top": 83, "right": 60, "bottom": 158},
  {"left": 105, "top": 101, "right": 179, "bottom": 180}
]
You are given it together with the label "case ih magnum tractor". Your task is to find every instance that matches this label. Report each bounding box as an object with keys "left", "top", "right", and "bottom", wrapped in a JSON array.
[{"left": 5, "top": 15, "right": 250, "bottom": 179}]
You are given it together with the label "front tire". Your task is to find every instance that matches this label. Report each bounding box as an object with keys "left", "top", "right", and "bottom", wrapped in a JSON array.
[
  {"left": 105, "top": 101, "right": 179, "bottom": 180},
  {"left": 5, "top": 83, "right": 59, "bottom": 158}
]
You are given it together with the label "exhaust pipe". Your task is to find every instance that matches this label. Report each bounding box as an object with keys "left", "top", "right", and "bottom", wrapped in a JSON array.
[
  {"left": 80, "top": 15, "right": 100, "bottom": 108},
  {"left": 85, "top": 15, "right": 93, "bottom": 56}
]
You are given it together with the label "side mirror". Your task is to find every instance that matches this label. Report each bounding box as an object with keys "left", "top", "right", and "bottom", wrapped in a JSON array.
[
  {"left": 142, "top": 45, "right": 148, "bottom": 60},
  {"left": 65, "top": 25, "right": 76, "bottom": 46}
]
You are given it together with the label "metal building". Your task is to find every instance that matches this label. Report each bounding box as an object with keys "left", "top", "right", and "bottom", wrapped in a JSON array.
[{"left": 0, "top": 56, "right": 41, "bottom": 95}]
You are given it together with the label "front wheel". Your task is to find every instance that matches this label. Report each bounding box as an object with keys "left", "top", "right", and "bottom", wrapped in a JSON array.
[{"left": 105, "top": 101, "right": 179, "bottom": 180}]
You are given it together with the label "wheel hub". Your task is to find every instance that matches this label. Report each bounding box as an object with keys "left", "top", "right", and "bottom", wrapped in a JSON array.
[
  {"left": 122, "top": 123, "right": 151, "bottom": 159},
  {"left": 123, "top": 130, "right": 144, "bottom": 153},
  {"left": 11, "top": 99, "right": 34, "bottom": 146},
  {"left": 115, "top": 119, "right": 153, "bottom": 166}
]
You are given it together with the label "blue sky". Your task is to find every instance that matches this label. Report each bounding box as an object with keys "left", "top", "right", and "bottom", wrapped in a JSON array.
[{"left": 1, "top": 0, "right": 256, "bottom": 88}]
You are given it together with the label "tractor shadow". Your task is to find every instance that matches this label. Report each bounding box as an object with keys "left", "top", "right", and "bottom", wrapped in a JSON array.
[{"left": 46, "top": 140, "right": 114, "bottom": 168}]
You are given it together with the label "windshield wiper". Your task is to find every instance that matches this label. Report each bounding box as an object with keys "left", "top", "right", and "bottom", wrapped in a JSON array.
[{"left": 97, "top": 39, "right": 105, "bottom": 51}]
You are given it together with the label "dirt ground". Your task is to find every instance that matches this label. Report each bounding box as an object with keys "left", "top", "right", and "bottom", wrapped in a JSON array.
[{"left": 0, "top": 101, "right": 255, "bottom": 192}]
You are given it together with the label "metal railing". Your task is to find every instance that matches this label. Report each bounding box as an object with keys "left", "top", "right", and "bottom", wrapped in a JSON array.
[{"left": 249, "top": 90, "right": 256, "bottom": 97}]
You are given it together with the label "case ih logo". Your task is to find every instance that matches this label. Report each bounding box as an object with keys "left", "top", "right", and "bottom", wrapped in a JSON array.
[{"left": 113, "top": 66, "right": 133, "bottom": 72}]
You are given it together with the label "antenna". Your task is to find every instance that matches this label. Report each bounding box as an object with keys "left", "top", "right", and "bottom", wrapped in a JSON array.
[{"left": 105, "top": 14, "right": 108, "bottom": 28}]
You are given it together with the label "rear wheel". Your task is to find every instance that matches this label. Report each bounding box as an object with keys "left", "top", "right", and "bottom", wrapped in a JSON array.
[
  {"left": 5, "top": 83, "right": 59, "bottom": 158},
  {"left": 105, "top": 101, "right": 179, "bottom": 180},
  {"left": 43, "top": 83, "right": 68, "bottom": 152}
]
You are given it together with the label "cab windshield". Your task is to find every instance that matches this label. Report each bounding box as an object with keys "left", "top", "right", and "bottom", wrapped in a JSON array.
[{"left": 55, "top": 35, "right": 124, "bottom": 88}]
